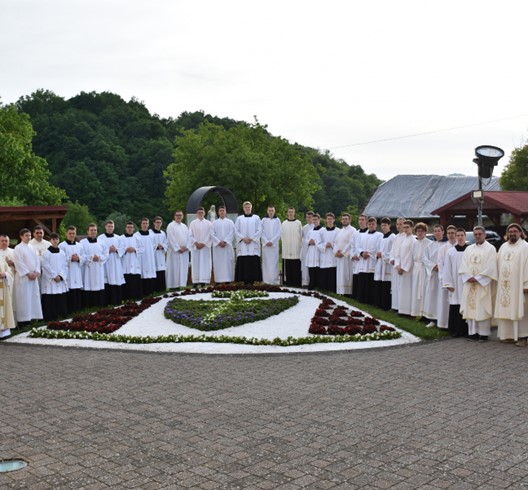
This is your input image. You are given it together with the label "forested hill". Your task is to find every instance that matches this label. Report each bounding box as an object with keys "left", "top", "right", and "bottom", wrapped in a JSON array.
[{"left": 15, "top": 89, "right": 381, "bottom": 223}]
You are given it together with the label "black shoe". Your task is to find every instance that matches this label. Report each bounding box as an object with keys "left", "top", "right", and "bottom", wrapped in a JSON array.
[
  {"left": 467, "top": 334, "right": 480, "bottom": 341},
  {"left": 478, "top": 335, "right": 488, "bottom": 342}
]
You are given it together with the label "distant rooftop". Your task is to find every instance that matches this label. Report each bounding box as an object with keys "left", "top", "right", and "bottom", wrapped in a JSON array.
[{"left": 363, "top": 174, "right": 501, "bottom": 219}]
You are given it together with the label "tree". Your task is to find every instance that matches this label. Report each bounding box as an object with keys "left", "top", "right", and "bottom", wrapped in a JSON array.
[
  {"left": 500, "top": 143, "right": 528, "bottom": 191},
  {"left": 0, "top": 103, "right": 67, "bottom": 205},
  {"left": 164, "top": 121, "right": 318, "bottom": 216},
  {"left": 62, "top": 201, "right": 96, "bottom": 233}
]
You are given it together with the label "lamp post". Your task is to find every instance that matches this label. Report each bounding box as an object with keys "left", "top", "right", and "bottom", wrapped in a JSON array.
[{"left": 472, "top": 145, "right": 504, "bottom": 227}]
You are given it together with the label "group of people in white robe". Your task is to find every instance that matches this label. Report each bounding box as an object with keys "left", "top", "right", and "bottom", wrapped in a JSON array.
[{"left": 2, "top": 205, "right": 527, "bottom": 346}]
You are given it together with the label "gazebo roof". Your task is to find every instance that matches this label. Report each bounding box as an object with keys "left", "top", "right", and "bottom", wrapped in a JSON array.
[
  {"left": 432, "top": 191, "right": 528, "bottom": 217},
  {"left": 0, "top": 205, "right": 68, "bottom": 239}
]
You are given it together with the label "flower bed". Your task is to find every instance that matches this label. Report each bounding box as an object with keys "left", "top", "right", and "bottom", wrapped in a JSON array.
[
  {"left": 308, "top": 297, "right": 397, "bottom": 336},
  {"left": 46, "top": 297, "right": 161, "bottom": 334},
  {"left": 29, "top": 284, "right": 401, "bottom": 346},
  {"left": 164, "top": 296, "right": 298, "bottom": 331}
]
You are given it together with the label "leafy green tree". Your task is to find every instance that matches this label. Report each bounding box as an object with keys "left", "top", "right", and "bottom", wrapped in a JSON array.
[
  {"left": 0, "top": 103, "right": 67, "bottom": 205},
  {"left": 164, "top": 121, "right": 318, "bottom": 216},
  {"left": 500, "top": 144, "right": 528, "bottom": 190},
  {"left": 16, "top": 90, "right": 173, "bottom": 222},
  {"left": 62, "top": 201, "right": 96, "bottom": 232}
]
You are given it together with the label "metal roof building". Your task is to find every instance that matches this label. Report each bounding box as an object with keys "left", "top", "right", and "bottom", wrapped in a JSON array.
[{"left": 362, "top": 174, "right": 501, "bottom": 220}]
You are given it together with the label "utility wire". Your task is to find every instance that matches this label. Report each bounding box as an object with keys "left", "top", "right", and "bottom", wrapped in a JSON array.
[{"left": 329, "top": 113, "right": 528, "bottom": 149}]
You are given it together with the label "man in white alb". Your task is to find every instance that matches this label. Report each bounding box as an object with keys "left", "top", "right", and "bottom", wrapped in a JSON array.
[
  {"left": 212, "top": 206, "right": 235, "bottom": 283},
  {"left": 189, "top": 207, "right": 213, "bottom": 286},
  {"left": 13, "top": 228, "right": 43, "bottom": 326},
  {"left": 166, "top": 210, "right": 191, "bottom": 289},
  {"left": 261, "top": 206, "right": 281, "bottom": 285},
  {"left": 494, "top": 223, "right": 528, "bottom": 345},
  {"left": 460, "top": 226, "right": 498, "bottom": 341},
  {"left": 334, "top": 213, "right": 355, "bottom": 296}
]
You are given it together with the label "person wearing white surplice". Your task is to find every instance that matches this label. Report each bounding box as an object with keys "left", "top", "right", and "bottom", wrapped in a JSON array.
[
  {"left": 135, "top": 218, "right": 157, "bottom": 296},
  {"left": 351, "top": 215, "right": 368, "bottom": 300},
  {"left": 80, "top": 224, "right": 108, "bottom": 308},
  {"left": 494, "top": 223, "right": 528, "bottom": 345},
  {"left": 394, "top": 220, "right": 416, "bottom": 316},
  {"left": 356, "top": 217, "right": 382, "bottom": 304},
  {"left": 13, "top": 228, "right": 43, "bottom": 326},
  {"left": 281, "top": 207, "right": 302, "bottom": 287},
  {"left": 0, "top": 236, "right": 15, "bottom": 338},
  {"left": 334, "top": 213, "right": 355, "bottom": 296},
  {"left": 152, "top": 216, "right": 168, "bottom": 292},
  {"left": 434, "top": 225, "right": 457, "bottom": 330},
  {"left": 443, "top": 228, "right": 469, "bottom": 337},
  {"left": 166, "top": 210, "right": 191, "bottom": 289},
  {"left": 410, "top": 222, "right": 430, "bottom": 318},
  {"left": 318, "top": 213, "right": 339, "bottom": 293},
  {"left": 212, "top": 206, "right": 235, "bottom": 284},
  {"left": 98, "top": 220, "right": 125, "bottom": 306},
  {"left": 189, "top": 207, "right": 213, "bottom": 286},
  {"left": 305, "top": 214, "right": 323, "bottom": 290},
  {"left": 59, "top": 226, "right": 84, "bottom": 315},
  {"left": 301, "top": 211, "right": 314, "bottom": 287},
  {"left": 422, "top": 224, "right": 445, "bottom": 327},
  {"left": 235, "top": 201, "right": 262, "bottom": 284},
  {"left": 121, "top": 221, "right": 143, "bottom": 300},
  {"left": 389, "top": 218, "right": 405, "bottom": 310},
  {"left": 261, "top": 206, "right": 281, "bottom": 285},
  {"left": 459, "top": 226, "right": 498, "bottom": 342},
  {"left": 41, "top": 233, "right": 68, "bottom": 321},
  {"left": 374, "top": 218, "right": 394, "bottom": 310},
  {"left": 29, "top": 225, "right": 51, "bottom": 266}
]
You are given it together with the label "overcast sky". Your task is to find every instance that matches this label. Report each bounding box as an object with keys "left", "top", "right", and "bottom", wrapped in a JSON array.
[{"left": 2, "top": 0, "right": 528, "bottom": 181}]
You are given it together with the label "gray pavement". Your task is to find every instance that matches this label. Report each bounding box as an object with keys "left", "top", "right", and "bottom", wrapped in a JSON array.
[{"left": 1, "top": 339, "right": 528, "bottom": 489}]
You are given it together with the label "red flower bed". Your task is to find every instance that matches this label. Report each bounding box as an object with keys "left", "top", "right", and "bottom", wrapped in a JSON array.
[
  {"left": 308, "top": 299, "right": 394, "bottom": 337},
  {"left": 47, "top": 297, "right": 162, "bottom": 334}
]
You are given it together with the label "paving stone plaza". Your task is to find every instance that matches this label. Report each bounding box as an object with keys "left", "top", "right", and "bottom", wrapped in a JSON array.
[{"left": 2, "top": 339, "right": 528, "bottom": 489}]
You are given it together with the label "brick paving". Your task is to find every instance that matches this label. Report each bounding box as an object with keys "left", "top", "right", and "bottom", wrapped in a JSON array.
[{"left": 1, "top": 339, "right": 528, "bottom": 488}]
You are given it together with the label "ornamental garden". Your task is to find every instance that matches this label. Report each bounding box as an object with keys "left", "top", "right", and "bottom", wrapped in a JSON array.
[{"left": 27, "top": 284, "right": 404, "bottom": 349}]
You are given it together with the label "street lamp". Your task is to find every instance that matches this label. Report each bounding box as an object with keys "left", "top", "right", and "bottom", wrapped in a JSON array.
[{"left": 473, "top": 145, "right": 504, "bottom": 226}]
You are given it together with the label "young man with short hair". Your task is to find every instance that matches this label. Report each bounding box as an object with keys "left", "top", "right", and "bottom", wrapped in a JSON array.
[
  {"left": 443, "top": 228, "right": 469, "bottom": 337},
  {"left": 120, "top": 221, "right": 143, "bottom": 300},
  {"left": 98, "top": 220, "right": 125, "bottom": 305},
  {"left": 261, "top": 206, "right": 281, "bottom": 285},
  {"left": 166, "top": 211, "right": 191, "bottom": 290},
  {"left": 189, "top": 207, "right": 213, "bottom": 286},
  {"left": 151, "top": 216, "right": 168, "bottom": 292},
  {"left": 135, "top": 218, "right": 157, "bottom": 295},
  {"left": 281, "top": 207, "right": 302, "bottom": 287},
  {"left": 41, "top": 232, "right": 68, "bottom": 321},
  {"left": 235, "top": 201, "right": 262, "bottom": 284},
  {"left": 212, "top": 206, "right": 236, "bottom": 284},
  {"left": 80, "top": 223, "right": 108, "bottom": 308},
  {"left": 13, "top": 228, "right": 43, "bottom": 325}
]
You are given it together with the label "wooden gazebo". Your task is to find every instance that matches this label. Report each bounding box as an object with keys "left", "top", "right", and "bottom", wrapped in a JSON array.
[
  {"left": 0, "top": 206, "right": 68, "bottom": 240},
  {"left": 432, "top": 191, "right": 528, "bottom": 228}
]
